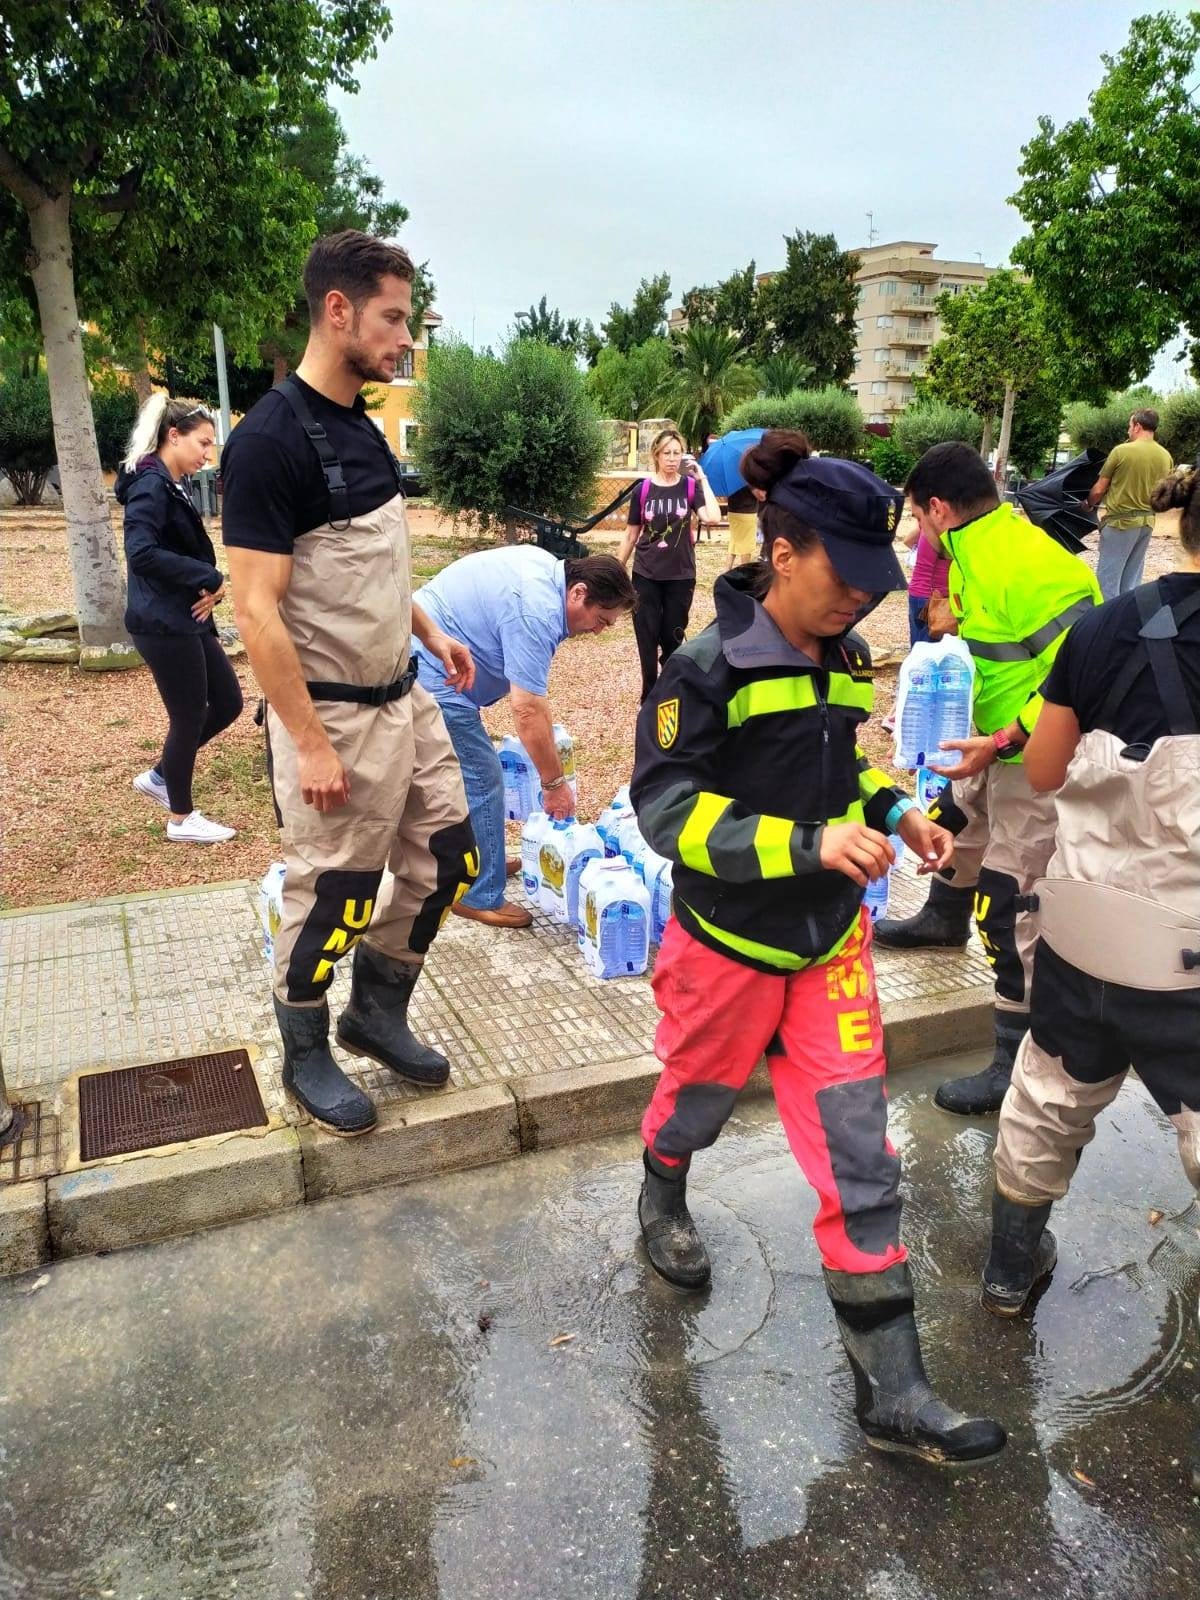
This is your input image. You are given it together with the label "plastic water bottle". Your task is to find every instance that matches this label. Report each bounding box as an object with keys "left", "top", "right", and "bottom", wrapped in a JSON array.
[
  {"left": 932, "top": 653, "right": 973, "bottom": 754},
  {"left": 258, "top": 862, "right": 287, "bottom": 965},
  {"left": 897, "top": 659, "right": 937, "bottom": 768},
  {"left": 549, "top": 724, "right": 579, "bottom": 811},
  {"left": 499, "top": 735, "right": 539, "bottom": 822},
  {"left": 579, "top": 860, "right": 651, "bottom": 979},
  {"left": 915, "top": 766, "right": 948, "bottom": 813},
  {"left": 641, "top": 849, "right": 674, "bottom": 943},
  {"left": 563, "top": 824, "right": 605, "bottom": 929},
  {"left": 520, "top": 811, "right": 552, "bottom": 907},
  {"left": 616, "top": 813, "right": 649, "bottom": 873},
  {"left": 597, "top": 786, "right": 634, "bottom": 857},
  {"left": 863, "top": 835, "right": 905, "bottom": 922}
]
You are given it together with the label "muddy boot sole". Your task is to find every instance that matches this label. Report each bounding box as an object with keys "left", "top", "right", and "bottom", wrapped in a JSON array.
[
  {"left": 981, "top": 1233, "right": 1058, "bottom": 1317},
  {"left": 863, "top": 1428, "right": 1007, "bottom": 1468},
  {"left": 336, "top": 1026, "right": 450, "bottom": 1088}
]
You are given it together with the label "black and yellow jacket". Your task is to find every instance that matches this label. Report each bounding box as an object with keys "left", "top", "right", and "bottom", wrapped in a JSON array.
[{"left": 631, "top": 567, "right": 907, "bottom": 974}]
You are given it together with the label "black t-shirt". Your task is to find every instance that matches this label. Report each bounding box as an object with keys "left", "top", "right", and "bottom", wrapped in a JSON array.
[
  {"left": 220, "top": 376, "right": 401, "bottom": 553},
  {"left": 627, "top": 475, "right": 699, "bottom": 582},
  {"left": 1042, "top": 573, "right": 1200, "bottom": 742}
]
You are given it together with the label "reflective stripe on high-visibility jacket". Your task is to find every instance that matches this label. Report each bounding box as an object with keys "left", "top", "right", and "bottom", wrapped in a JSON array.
[
  {"left": 679, "top": 899, "right": 862, "bottom": 972},
  {"left": 945, "top": 501, "right": 1100, "bottom": 743},
  {"left": 856, "top": 746, "right": 895, "bottom": 815},
  {"left": 726, "top": 672, "right": 873, "bottom": 729}
]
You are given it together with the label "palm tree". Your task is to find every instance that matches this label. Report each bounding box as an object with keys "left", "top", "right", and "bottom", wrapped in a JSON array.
[
  {"left": 757, "top": 351, "right": 814, "bottom": 398},
  {"left": 657, "top": 326, "right": 758, "bottom": 449}
]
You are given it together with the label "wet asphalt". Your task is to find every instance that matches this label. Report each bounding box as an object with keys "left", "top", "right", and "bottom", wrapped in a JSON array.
[{"left": 1, "top": 1053, "right": 1198, "bottom": 1600}]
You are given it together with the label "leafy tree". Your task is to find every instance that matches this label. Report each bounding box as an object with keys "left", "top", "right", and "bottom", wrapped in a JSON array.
[
  {"left": 413, "top": 339, "right": 606, "bottom": 539},
  {"left": 601, "top": 273, "right": 671, "bottom": 354},
  {"left": 585, "top": 338, "right": 674, "bottom": 421},
  {"left": 0, "top": 372, "right": 137, "bottom": 501},
  {"left": 892, "top": 399, "right": 983, "bottom": 460},
  {"left": 1160, "top": 388, "right": 1200, "bottom": 467},
  {"left": 0, "top": 2, "right": 390, "bottom": 654},
  {"left": 658, "top": 326, "right": 758, "bottom": 449},
  {"left": 0, "top": 373, "right": 54, "bottom": 504},
  {"left": 513, "top": 295, "right": 588, "bottom": 356},
  {"left": 758, "top": 352, "right": 814, "bottom": 398},
  {"left": 923, "top": 271, "right": 1060, "bottom": 473},
  {"left": 681, "top": 262, "right": 769, "bottom": 355},
  {"left": 1064, "top": 386, "right": 1162, "bottom": 455},
  {"left": 1011, "top": 11, "right": 1200, "bottom": 391},
  {"left": 757, "top": 231, "right": 860, "bottom": 382},
  {"left": 721, "top": 386, "right": 865, "bottom": 457},
  {"left": 870, "top": 436, "right": 917, "bottom": 487}
]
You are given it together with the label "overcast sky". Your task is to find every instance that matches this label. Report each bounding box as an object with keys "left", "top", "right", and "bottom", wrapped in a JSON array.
[{"left": 334, "top": 0, "right": 1191, "bottom": 386}]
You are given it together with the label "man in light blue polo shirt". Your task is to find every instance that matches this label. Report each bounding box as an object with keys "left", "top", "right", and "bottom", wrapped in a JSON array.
[{"left": 413, "top": 547, "right": 636, "bottom": 927}]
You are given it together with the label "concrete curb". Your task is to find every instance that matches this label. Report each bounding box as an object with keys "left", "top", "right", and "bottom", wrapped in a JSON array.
[{"left": 2, "top": 981, "right": 994, "bottom": 1275}]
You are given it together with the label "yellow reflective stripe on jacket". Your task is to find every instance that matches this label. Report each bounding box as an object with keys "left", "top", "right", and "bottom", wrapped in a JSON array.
[
  {"left": 856, "top": 746, "right": 893, "bottom": 805},
  {"left": 726, "top": 673, "right": 872, "bottom": 729},
  {"left": 676, "top": 792, "right": 729, "bottom": 875},
  {"left": 753, "top": 814, "right": 794, "bottom": 877},
  {"left": 681, "top": 901, "right": 862, "bottom": 971}
]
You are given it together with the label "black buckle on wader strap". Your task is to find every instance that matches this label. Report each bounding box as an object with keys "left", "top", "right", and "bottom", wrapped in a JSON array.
[
  {"left": 306, "top": 659, "right": 417, "bottom": 707},
  {"left": 275, "top": 375, "right": 353, "bottom": 530}
]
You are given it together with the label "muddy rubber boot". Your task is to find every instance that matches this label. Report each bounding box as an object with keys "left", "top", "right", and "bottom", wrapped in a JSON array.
[
  {"left": 336, "top": 942, "right": 450, "bottom": 1087},
  {"left": 981, "top": 1192, "right": 1057, "bottom": 1316},
  {"left": 274, "top": 996, "right": 376, "bottom": 1136},
  {"left": 873, "top": 876, "right": 974, "bottom": 950},
  {"left": 638, "top": 1149, "right": 711, "bottom": 1291},
  {"left": 824, "top": 1262, "right": 1007, "bottom": 1465},
  {"left": 934, "top": 1013, "right": 1028, "bottom": 1116}
]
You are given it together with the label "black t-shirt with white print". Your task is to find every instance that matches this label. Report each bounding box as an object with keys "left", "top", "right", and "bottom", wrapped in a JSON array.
[{"left": 627, "top": 475, "right": 699, "bottom": 582}]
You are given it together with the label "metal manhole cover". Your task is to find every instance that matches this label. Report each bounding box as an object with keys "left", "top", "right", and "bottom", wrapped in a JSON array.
[{"left": 78, "top": 1049, "right": 267, "bottom": 1162}]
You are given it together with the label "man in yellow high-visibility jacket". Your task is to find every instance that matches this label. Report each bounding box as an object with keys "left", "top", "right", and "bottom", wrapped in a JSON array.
[{"left": 905, "top": 443, "right": 1101, "bottom": 1115}]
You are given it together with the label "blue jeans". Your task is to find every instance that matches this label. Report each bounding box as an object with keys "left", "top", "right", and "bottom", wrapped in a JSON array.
[
  {"left": 907, "top": 593, "right": 931, "bottom": 647},
  {"left": 435, "top": 696, "right": 508, "bottom": 910},
  {"left": 1096, "top": 523, "right": 1152, "bottom": 600}
]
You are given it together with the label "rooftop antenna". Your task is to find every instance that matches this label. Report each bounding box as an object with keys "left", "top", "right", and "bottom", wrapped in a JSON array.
[
  {"left": 975, "top": 251, "right": 984, "bottom": 264},
  {"left": 866, "top": 210, "right": 879, "bottom": 246}
]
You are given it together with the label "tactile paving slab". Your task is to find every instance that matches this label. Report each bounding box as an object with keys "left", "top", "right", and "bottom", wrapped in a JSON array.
[
  {"left": 0, "top": 1100, "right": 59, "bottom": 1185},
  {"left": 78, "top": 1048, "right": 267, "bottom": 1162}
]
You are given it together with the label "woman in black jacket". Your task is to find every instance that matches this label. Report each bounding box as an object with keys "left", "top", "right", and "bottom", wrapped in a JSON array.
[{"left": 118, "top": 395, "right": 242, "bottom": 843}]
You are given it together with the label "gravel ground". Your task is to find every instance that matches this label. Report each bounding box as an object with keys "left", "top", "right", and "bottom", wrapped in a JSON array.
[{"left": 0, "top": 501, "right": 1182, "bottom": 909}]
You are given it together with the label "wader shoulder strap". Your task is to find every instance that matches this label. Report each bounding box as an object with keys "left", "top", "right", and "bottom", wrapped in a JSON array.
[
  {"left": 1099, "top": 580, "right": 1200, "bottom": 736},
  {"left": 275, "top": 375, "right": 351, "bottom": 530}
]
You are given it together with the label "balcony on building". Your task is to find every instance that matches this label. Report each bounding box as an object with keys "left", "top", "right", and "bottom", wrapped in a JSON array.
[{"left": 890, "top": 327, "right": 934, "bottom": 348}]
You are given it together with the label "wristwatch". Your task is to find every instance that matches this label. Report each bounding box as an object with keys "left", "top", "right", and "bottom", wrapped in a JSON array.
[{"left": 991, "top": 728, "right": 1016, "bottom": 758}]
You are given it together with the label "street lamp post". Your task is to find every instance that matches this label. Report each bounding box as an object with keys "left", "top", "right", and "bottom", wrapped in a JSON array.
[{"left": 0, "top": 1053, "right": 25, "bottom": 1151}]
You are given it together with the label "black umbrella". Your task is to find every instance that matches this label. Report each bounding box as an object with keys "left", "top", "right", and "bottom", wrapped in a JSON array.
[{"left": 1016, "top": 448, "right": 1106, "bottom": 555}]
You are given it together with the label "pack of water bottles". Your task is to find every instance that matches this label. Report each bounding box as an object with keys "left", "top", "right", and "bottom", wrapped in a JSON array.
[
  {"left": 517, "top": 785, "right": 674, "bottom": 978},
  {"left": 894, "top": 637, "right": 975, "bottom": 771},
  {"left": 498, "top": 725, "right": 578, "bottom": 821}
]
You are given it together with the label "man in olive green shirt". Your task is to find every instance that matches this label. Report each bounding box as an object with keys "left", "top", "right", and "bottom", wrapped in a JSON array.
[{"left": 1085, "top": 407, "right": 1174, "bottom": 598}]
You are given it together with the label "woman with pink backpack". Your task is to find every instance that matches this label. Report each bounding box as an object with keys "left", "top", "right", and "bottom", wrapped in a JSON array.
[{"left": 618, "top": 427, "right": 721, "bottom": 701}]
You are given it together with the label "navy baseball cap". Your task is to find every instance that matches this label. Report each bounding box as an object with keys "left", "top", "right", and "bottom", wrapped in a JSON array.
[{"left": 768, "top": 456, "right": 907, "bottom": 593}]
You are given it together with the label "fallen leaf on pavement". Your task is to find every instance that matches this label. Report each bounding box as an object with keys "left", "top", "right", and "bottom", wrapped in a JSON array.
[
  {"left": 549, "top": 1332, "right": 577, "bottom": 1347},
  {"left": 1071, "top": 1468, "right": 1096, "bottom": 1487},
  {"left": 1148, "top": 1208, "right": 1164, "bottom": 1225}
]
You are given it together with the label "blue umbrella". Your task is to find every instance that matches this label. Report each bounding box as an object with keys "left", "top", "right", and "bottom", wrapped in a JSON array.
[{"left": 697, "top": 428, "right": 766, "bottom": 498}]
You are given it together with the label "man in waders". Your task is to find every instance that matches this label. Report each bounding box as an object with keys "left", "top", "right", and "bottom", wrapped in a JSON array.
[
  {"left": 892, "top": 443, "right": 1100, "bottom": 1115},
  {"left": 222, "top": 231, "right": 479, "bottom": 1135}
]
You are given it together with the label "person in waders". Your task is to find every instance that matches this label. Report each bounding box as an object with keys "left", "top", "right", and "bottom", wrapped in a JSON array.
[
  {"left": 631, "top": 430, "right": 1006, "bottom": 1465},
  {"left": 980, "top": 465, "right": 1200, "bottom": 1491},
  {"left": 222, "top": 231, "right": 479, "bottom": 1136},
  {"left": 880, "top": 444, "right": 1101, "bottom": 1116}
]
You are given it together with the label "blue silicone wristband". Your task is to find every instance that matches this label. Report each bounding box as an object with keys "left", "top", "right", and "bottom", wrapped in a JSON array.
[{"left": 884, "top": 797, "right": 917, "bottom": 834}]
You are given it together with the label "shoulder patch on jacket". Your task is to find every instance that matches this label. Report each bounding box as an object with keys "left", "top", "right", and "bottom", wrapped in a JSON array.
[{"left": 656, "top": 698, "right": 680, "bottom": 749}]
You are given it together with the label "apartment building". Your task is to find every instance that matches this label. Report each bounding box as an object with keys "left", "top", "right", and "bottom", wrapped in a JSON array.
[
  {"left": 850, "top": 241, "right": 995, "bottom": 423},
  {"left": 363, "top": 307, "right": 442, "bottom": 459}
]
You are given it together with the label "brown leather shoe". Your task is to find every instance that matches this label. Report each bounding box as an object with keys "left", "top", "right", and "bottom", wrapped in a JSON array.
[
  {"left": 506, "top": 856, "right": 521, "bottom": 877},
  {"left": 451, "top": 899, "right": 534, "bottom": 929}
]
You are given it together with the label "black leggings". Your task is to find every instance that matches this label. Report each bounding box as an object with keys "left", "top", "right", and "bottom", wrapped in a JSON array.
[
  {"left": 632, "top": 575, "right": 695, "bottom": 702},
  {"left": 132, "top": 631, "right": 244, "bottom": 813}
]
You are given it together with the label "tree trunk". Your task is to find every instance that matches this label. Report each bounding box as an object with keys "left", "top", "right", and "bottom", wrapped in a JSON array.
[
  {"left": 272, "top": 351, "right": 290, "bottom": 385},
  {"left": 131, "top": 318, "right": 153, "bottom": 406},
  {"left": 994, "top": 382, "right": 1016, "bottom": 485},
  {"left": 25, "top": 192, "right": 128, "bottom": 648},
  {"left": 979, "top": 414, "right": 995, "bottom": 462}
]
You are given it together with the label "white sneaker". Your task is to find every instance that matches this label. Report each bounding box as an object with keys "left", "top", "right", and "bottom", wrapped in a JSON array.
[
  {"left": 166, "top": 811, "right": 237, "bottom": 844},
  {"left": 133, "top": 769, "right": 171, "bottom": 809}
]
